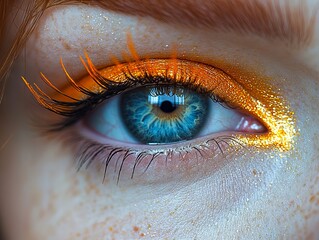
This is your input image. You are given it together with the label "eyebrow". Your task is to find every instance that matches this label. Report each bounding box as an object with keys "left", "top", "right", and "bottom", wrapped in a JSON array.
[{"left": 91, "top": 0, "right": 317, "bottom": 48}]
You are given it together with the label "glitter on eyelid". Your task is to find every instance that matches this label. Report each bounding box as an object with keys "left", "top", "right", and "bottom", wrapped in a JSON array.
[{"left": 57, "top": 56, "right": 296, "bottom": 152}]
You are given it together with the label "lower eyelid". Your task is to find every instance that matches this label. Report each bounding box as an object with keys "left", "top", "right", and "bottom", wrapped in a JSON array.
[{"left": 67, "top": 125, "right": 251, "bottom": 184}]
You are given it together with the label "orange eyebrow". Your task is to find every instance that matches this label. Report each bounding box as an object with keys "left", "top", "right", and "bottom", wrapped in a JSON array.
[
  {"left": 37, "top": 0, "right": 317, "bottom": 47},
  {"left": 91, "top": 0, "right": 317, "bottom": 47}
]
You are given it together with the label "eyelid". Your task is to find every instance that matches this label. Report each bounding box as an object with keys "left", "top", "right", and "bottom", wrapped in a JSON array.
[{"left": 56, "top": 57, "right": 296, "bottom": 151}]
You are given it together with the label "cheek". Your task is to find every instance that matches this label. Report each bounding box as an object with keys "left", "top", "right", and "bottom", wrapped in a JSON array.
[
  {"left": 0, "top": 134, "right": 293, "bottom": 239},
  {"left": 280, "top": 74, "right": 319, "bottom": 238},
  {"left": 0, "top": 137, "right": 162, "bottom": 240},
  {"left": 0, "top": 138, "right": 81, "bottom": 239}
]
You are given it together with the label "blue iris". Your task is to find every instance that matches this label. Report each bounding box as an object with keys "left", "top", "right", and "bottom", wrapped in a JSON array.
[{"left": 120, "top": 86, "right": 209, "bottom": 144}]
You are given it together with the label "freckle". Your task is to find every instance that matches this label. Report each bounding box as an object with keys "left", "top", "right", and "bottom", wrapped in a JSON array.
[
  {"left": 310, "top": 195, "right": 316, "bottom": 203},
  {"left": 252, "top": 169, "right": 257, "bottom": 176},
  {"left": 289, "top": 200, "right": 295, "bottom": 207},
  {"left": 62, "top": 41, "right": 71, "bottom": 51},
  {"left": 133, "top": 226, "right": 139, "bottom": 232},
  {"left": 140, "top": 233, "right": 146, "bottom": 237}
]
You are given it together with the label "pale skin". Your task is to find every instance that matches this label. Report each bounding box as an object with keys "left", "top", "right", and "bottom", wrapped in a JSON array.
[{"left": 1, "top": 0, "right": 319, "bottom": 239}]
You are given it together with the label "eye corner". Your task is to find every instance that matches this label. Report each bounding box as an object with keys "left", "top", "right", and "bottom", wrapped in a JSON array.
[{"left": 235, "top": 110, "right": 297, "bottom": 152}]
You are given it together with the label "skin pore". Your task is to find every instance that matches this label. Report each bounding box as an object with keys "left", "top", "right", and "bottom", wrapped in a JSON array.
[{"left": 1, "top": 0, "right": 319, "bottom": 239}]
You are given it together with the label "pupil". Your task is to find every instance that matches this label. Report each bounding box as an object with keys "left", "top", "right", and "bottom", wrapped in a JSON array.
[{"left": 160, "top": 100, "right": 176, "bottom": 113}]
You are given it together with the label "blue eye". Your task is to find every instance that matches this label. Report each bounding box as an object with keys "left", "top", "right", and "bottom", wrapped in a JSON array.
[
  {"left": 120, "top": 86, "right": 208, "bottom": 144},
  {"left": 85, "top": 85, "right": 247, "bottom": 145}
]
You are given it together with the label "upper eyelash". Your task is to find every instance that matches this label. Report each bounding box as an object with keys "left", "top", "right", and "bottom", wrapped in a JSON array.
[{"left": 23, "top": 54, "right": 232, "bottom": 131}]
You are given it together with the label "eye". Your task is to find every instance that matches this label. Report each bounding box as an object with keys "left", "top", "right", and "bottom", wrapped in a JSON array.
[
  {"left": 86, "top": 85, "right": 264, "bottom": 145},
  {"left": 23, "top": 54, "right": 295, "bottom": 183}
]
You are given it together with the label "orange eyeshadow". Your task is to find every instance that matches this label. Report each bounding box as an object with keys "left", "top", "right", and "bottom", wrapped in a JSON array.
[{"left": 51, "top": 56, "right": 295, "bottom": 152}]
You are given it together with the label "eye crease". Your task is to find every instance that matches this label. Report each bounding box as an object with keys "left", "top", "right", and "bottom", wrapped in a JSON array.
[{"left": 22, "top": 37, "right": 296, "bottom": 182}]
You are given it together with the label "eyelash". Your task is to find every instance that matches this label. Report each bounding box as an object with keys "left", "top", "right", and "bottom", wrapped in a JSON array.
[
  {"left": 66, "top": 131, "right": 244, "bottom": 183},
  {"left": 24, "top": 55, "right": 234, "bottom": 131}
]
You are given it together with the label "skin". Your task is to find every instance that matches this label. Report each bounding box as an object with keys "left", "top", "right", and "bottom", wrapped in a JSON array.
[{"left": 1, "top": 0, "right": 319, "bottom": 239}]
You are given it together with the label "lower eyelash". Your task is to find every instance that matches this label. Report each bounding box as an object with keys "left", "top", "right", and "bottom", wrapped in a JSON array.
[{"left": 65, "top": 131, "right": 247, "bottom": 183}]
